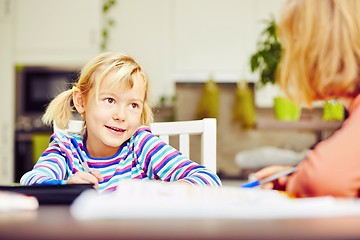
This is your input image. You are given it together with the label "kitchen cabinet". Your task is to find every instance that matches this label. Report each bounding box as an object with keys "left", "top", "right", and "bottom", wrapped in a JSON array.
[
  {"left": 0, "top": 0, "right": 15, "bottom": 184},
  {"left": 14, "top": 0, "right": 101, "bottom": 66}
]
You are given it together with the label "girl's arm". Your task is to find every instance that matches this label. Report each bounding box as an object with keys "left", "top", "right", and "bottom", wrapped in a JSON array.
[
  {"left": 20, "top": 133, "right": 71, "bottom": 185},
  {"left": 135, "top": 127, "right": 222, "bottom": 186}
]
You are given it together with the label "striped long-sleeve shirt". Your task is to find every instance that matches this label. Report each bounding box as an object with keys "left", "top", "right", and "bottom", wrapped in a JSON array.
[{"left": 20, "top": 126, "right": 222, "bottom": 192}]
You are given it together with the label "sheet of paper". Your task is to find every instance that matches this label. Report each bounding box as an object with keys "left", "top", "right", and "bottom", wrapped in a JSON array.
[
  {"left": 0, "top": 191, "right": 39, "bottom": 212},
  {"left": 70, "top": 179, "right": 360, "bottom": 220}
]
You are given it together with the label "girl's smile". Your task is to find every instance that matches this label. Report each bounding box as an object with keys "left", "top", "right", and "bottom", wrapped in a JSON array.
[{"left": 105, "top": 125, "right": 126, "bottom": 135}]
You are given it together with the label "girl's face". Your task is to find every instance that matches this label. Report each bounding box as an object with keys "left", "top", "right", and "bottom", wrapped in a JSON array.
[{"left": 82, "top": 73, "right": 145, "bottom": 158}]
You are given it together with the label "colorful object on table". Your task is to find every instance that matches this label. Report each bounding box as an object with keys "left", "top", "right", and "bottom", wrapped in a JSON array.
[
  {"left": 322, "top": 100, "right": 344, "bottom": 121},
  {"left": 196, "top": 76, "right": 220, "bottom": 119}
]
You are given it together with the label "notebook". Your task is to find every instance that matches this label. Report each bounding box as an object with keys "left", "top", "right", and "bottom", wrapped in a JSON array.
[
  {"left": 0, "top": 184, "right": 94, "bottom": 205},
  {"left": 70, "top": 180, "right": 360, "bottom": 219}
]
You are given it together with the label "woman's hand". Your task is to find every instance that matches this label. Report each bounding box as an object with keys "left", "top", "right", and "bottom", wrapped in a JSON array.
[
  {"left": 66, "top": 170, "right": 104, "bottom": 190},
  {"left": 254, "top": 165, "right": 293, "bottom": 190}
]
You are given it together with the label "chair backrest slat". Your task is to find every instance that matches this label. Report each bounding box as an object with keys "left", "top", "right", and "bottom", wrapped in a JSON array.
[
  {"left": 151, "top": 118, "right": 217, "bottom": 173},
  {"left": 158, "top": 134, "right": 170, "bottom": 144},
  {"left": 179, "top": 134, "right": 190, "bottom": 157}
]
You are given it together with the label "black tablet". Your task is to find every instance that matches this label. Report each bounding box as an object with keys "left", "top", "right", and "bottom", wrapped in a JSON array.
[{"left": 0, "top": 184, "right": 94, "bottom": 205}]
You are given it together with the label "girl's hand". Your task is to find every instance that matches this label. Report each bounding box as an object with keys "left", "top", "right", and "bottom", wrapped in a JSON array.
[
  {"left": 66, "top": 170, "right": 104, "bottom": 190},
  {"left": 254, "top": 165, "right": 293, "bottom": 190}
]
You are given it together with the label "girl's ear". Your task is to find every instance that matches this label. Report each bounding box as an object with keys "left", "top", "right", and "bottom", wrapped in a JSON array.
[{"left": 72, "top": 88, "right": 85, "bottom": 115}]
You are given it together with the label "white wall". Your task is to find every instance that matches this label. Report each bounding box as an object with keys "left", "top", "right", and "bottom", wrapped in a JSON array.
[
  {"left": 107, "top": 0, "right": 284, "bottom": 104},
  {"left": 12, "top": 0, "right": 285, "bottom": 104},
  {"left": 14, "top": 0, "right": 101, "bottom": 66},
  {"left": 0, "top": 0, "right": 15, "bottom": 184},
  {"left": 107, "top": 0, "right": 174, "bottom": 104}
]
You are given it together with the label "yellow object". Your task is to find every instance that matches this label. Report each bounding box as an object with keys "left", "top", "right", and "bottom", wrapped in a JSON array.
[
  {"left": 273, "top": 97, "right": 301, "bottom": 121},
  {"left": 32, "top": 133, "right": 51, "bottom": 164},
  {"left": 196, "top": 77, "right": 220, "bottom": 119},
  {"left": 15, "top": 64, "right": 24, "bottom": 72},
  {"left": 232, "top": 81, "right": 256, "bottom": 129},
  {"left": 322, "top": 100, "right": 344, "bottom": 121}
]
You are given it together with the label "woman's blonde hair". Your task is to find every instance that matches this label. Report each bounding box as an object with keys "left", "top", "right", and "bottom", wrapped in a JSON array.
[
  {"left": 277, "top": 0, "right": 360, "bottom": 105},
  {"left": 42, "top": 52, "right": 153, "bottom": 130}
]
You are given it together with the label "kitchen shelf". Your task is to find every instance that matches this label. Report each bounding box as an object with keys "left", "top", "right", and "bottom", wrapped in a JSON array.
[{"left": 256, "top": 108, "right": 343, "bottom": 142}]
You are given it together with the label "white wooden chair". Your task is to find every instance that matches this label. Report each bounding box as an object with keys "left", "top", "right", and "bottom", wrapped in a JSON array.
[
  {"left": 54, "top": 118, "right": 217, "bottom": 172},
  {"left": 53, "top": 120, "right": 84, "bottom": 135},
  {"left": 150, "top": 118, "right": 217, "bottom": 173}
]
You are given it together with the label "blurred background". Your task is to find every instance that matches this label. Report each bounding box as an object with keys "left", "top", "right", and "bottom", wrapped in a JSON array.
[{"left": 0, "top": 0, "right": 342, "bottom": 184}]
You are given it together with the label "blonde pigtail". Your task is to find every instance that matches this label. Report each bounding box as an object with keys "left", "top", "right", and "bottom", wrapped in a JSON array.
[{"left": 42, "top": 89, "right": 74, "bottom": 129}]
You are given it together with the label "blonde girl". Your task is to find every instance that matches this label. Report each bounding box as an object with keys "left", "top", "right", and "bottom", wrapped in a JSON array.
[{"left": 21, "top": 52, "right": 221, "bottom": 191}]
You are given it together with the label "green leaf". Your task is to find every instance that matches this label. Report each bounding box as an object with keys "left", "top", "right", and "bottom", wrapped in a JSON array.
[
  {"left": 101, "top": 0, "right": 117, "bottom": 50},
  {"left": 102, "top": 29, "right": 109, "bottom": 38},
  {"left": 250, "top": 54, "right": 260, "bottom": 72}
]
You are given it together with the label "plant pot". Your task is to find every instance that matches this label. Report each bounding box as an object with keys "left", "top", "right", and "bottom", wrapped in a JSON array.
[
  {"left": 273, "top": 97, "right": 301, "bottom": 121},
  {"left": 322, "top": 100, "right": 344, "bottom": 121}
]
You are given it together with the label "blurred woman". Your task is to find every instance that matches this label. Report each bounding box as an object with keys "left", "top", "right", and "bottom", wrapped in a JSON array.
[{"left": 255, "top": 0, "right": 360, "bottom": 198}]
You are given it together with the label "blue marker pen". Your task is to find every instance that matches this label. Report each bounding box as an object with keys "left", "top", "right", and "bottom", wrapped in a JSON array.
[
  {"left": 241, "top": 167, "right": 297, "bottom": 188},
  {"left": 70, "top": 138, "right": 92, "bottom": 173}
]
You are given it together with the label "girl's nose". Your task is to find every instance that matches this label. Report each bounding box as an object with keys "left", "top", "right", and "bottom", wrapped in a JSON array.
[{"left": 112, "top": 107, "right": 126, "bottom": 121}]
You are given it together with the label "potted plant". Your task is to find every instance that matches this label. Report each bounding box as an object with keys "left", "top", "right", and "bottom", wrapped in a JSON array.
[
  {"left": 250, "top": 16, "right": 281, "bottom": 87},
  {"left": 249, "top": 16, "right": 301, "bottom": 121}
]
